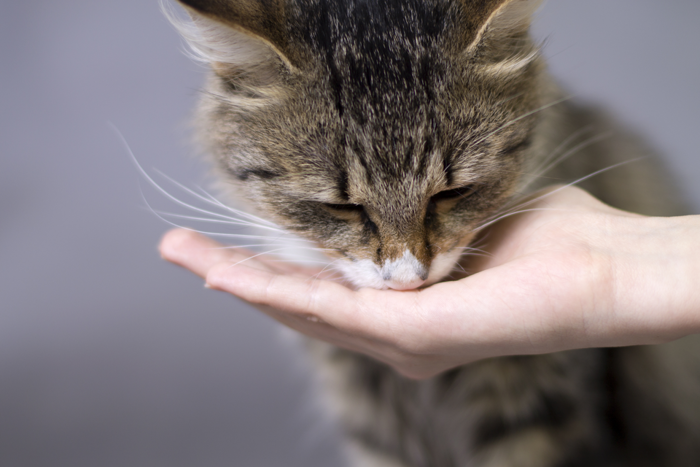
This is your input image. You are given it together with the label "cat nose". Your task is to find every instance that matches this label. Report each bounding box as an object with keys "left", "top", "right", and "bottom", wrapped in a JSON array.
[{"left": 381, "top": 250, "right": 429, "bottom": 290}]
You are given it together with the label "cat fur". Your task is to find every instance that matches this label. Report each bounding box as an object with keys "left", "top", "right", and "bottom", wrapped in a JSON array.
[{"left": 167, "top": 0, "right": 700, "bottom": 465}]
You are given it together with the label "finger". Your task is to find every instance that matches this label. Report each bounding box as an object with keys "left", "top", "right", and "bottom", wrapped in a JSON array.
[
  {"left": 206, "top": 259, "right": 355, "bottom": 320},
  {"left": 234, "top": 275, "right": 492, "bottom": 379},
  {"left": 160, "top": 229, "right": 240, "bottom": 278},
  {"left": 160, "top": 230, "right": 407, "bottom": 357},
  {"left": 241, "top": 298, "right": 407, "bottom": 366},
  {"left": 160, "top": 229, "right": 329, "bottom": 278},
  {"left": 256, "top": 303, "right": 455, "bottom": 378}
]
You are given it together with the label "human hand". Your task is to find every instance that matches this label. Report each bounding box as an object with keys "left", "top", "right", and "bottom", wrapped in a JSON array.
[{"left": 159, "top": 186, "right": 700, "bottom": 379}]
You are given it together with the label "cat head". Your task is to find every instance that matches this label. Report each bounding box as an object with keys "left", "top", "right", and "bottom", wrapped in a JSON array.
[{"left": 169, "top": 0, "right": 546, "bottom": 290}]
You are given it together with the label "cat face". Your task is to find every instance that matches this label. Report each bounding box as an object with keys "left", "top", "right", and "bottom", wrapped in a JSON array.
[{"left": 173, "top": 0, "right": 544, "bottom": 289}]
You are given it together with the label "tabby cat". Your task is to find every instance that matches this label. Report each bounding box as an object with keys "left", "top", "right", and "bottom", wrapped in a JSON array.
[{"left": 167, "top": 0, "right": 700, "bottom": 465}]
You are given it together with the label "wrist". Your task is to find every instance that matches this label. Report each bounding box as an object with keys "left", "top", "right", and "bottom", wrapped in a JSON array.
[{"left": 606, "top": 214, "right": 700, "bottom": 345}]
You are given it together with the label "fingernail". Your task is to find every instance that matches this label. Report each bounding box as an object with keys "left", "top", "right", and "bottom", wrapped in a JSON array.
[{"left": 204, "top": 283, "right": 212, "bottom": 289}]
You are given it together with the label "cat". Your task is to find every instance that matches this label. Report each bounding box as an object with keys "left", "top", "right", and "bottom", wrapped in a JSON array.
[{"left": 166, "top": 0, "right": 700, "bottom": 465}]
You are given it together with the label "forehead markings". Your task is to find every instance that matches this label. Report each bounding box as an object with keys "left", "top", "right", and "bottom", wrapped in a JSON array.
[
  {"left": 416, "top": 135, "right": 434, "bottom": 178},
  {"left": 354, "top": 148, "right": 373, "bottom": 184},
  {"left": 443, "top": 143, "right": 457, "bottom": 187},
  {"left": 400, "top": 135, "right": 416, "bottom": 173},
  {"left": 334, "top": 168, "right": 352, "bottom": 202},
  {"left": 303, "top": 0, "right": 449, "bottom": 115}
]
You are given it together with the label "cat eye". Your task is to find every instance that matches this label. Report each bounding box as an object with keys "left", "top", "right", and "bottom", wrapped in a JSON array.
[
  {"left": 323, "top": 203, "right": 364, "bottom": 213},
  {"left": 431, "top": 185, "right": 479, "bottom": 203}
]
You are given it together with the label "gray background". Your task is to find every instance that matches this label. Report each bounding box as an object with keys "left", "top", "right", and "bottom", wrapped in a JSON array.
[{"left": 1, "top": 1, "right": 699, "bottom": 466}]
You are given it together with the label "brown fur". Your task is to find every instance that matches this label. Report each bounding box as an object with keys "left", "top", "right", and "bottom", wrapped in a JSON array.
[{"left": 170, "top": 0, "right": 700, "bottom": 465}]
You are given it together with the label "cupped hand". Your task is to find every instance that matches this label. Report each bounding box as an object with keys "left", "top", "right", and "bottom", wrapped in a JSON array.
[{"left": 159, "top": 186, "right": 700, "bottom": 379}]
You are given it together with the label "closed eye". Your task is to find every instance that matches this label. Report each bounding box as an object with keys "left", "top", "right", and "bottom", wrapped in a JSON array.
[
  {"left": 323, "top": 203, "right": 365, "bottom": 213},
  {"left": 431, "top": 185, "right": 479, "bottom": 203}
]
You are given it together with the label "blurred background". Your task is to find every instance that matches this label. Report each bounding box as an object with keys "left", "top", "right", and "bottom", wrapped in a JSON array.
[{"left": 1, "top": 1, "right": 699, "bottom": 466}]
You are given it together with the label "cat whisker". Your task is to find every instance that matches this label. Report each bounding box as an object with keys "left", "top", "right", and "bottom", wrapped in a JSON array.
[
  {"left": 450, "top": 261, "right": 469, "bottom": 275},
  {"left": 209, "top": 243, "right": 290, "bottom": 250},
  {"left": 311, "top": 258, "right": 347, "bottom": 282},
  {"left": 268, "top": 259, "right": 333, "bottom": 265},
  {"left": 154, "top": 210, "right": 281, "bottom": 230},
  {"left": 471, "top": 208, "right": 560, "bottom": 233},
  {"left": 527, "top": 125, "right": 596, "bottom": 177},
  {"left": 214, "top": 243, "right": 332, "bottom": 252},
  {"left": 141, "top": 190, "right": 300, "bottom": 242},
  {"left": 193, "top": 186, "right": 279, "bottom": 228},
  {"left": 154, "top": 169, "right": 279, "bottom": 228},
  {"left": 445, "top": 124, "right": 596, "bottom": 185},
  {"left": 149, "top": 178, "right": 282, "bottom": 232},
  {"left": 145, "top": 187, "right": 283, "bottom": 233},
  {"left": 505, "top": 127, "right": 613, "bottom": 188},
  {"left": 493, "top": 91, "right": 526, "bottom": 107},
  {"left": 531, "top": 157, "right": 642, "bottom": 204},
  {"left": 152, "top": 210, "right": 307, "bottom": 247},
  {"left": 113, "top": 124, "right": 281, "bottom": 232},
  {"left": 145, "top": 207, "right": 277, "bottom": 240},
  {"left": 223, "top": 248, "right": 298, "bottom": 271},
  {"left": 519, "top": 131, "right": 614, "bottom": 193},
  {"left": 474, "top": 157, "right": 643, "bottom": 234},
  {"left": 455, "top": 247, "right": 491, "bottom": 257},
  {"left": 112, "top": 124, "right": 304, "bottom": 244},
  {"left": 472, "top": 95, "right": 574, "bottom": 146},
  {"left": 500, "top": 157, "right": 614, "bottom": 216}
]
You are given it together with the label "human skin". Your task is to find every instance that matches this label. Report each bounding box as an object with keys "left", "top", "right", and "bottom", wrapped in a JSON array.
[{"left": 159, "top": 186, "right": 700, "bottom": 379}]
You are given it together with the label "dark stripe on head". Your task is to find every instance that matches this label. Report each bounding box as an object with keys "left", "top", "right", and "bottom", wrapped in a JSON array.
[
  {"left": 355, "top": 150, "right": 373, "bottom": 183},
  {"left": 402, "top": 136, "right": 416, "bottom": 172},
  {"left": 337, "top": 170, "right": 350, "bottom": 201},
  {"left": 312, "top": 0, "right": 345, "bottom": 116},
  {"left": 299, "top": 0, "right": 450, "bottom": 121},
  {"left": 418, "top": 135, "right": 434, "bottom": 176},
  {"left": 443, "top": 144, "right": 455, "bottom": 187},
  {"left": 419, "top": 54, "right": 435, "bottom": 102}
]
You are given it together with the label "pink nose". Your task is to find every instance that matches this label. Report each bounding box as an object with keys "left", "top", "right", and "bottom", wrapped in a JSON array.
[{"left": 385, "top": 277, "right": 426, "bottom": 291}]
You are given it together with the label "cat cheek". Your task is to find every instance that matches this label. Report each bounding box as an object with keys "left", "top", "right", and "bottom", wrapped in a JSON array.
[
  {"left": 426, "top": 248, "right": 465, "bottom": 285},
  {"left": 335, "top": 259, "right": 388, "bottom": 290}
]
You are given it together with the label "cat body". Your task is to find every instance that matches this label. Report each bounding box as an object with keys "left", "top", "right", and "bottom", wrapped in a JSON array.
[{"left": 168, "top": 0, "right": 700, "bottom": 465}]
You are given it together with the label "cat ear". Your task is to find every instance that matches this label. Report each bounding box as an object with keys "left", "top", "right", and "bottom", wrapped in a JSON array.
[
  {"left": 166, "top": 0, "right": 298, "bottom": 75},
  {"left": 459, "top": 0, "right": 542, "bottom": 74},
  {"left": 462, "top": 0, "right": 542, "bottom": 49}
]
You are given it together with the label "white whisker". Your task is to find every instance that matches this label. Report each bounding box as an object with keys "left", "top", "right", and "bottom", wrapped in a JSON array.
[
  {"left": 474, "top": 157, "right": 642, "bottom": 234},
  {"left": 224, "top": 248, "right": 302, "bottom": 270},
  {"left": 473, "top": 208, "right": 565, "bottom": 233},
  {"left": 519, "top": 132, "right": 613, "bottom": 193},
  {"left": 312, "top": 258, "right": 346, "bottom": 281},
  {"left": 528, "top": 125, "right": 595, "bottom": 177},
  {"left": 112, "top": 124, "right": 285, "bottom": 234},
  {"left": 473, "top": 95, "right": 573, "bottom": 146},
  {"left": 214, "top": 243, "right": 331, "bottom": 251},
  {"left": 154, "top": 210, "right": 278, "bottom": 229},
  {"left": 160, "top": 173, "right": 279, "bottom": 228},
  {"left": 143, "top": 197, "right": 277, "bottom": 240}
]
